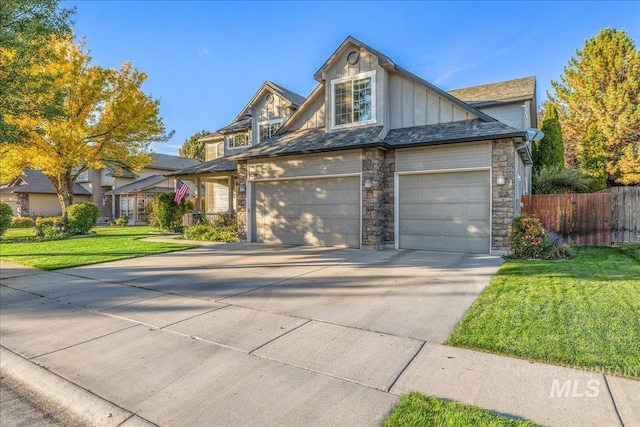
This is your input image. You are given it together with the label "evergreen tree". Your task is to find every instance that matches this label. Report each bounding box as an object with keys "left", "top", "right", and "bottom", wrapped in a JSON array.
[
  {"left": 550, "top": 28, "right": 640, "bottom": 185},
  {"left": 178, "top": 130, "right": 210, "bottom": 162},
  {"left": 532, "top": 104, "right": 564, "bottom": 175},
  {"left": 579, "top": 124, "right": 607, "bottom": 191}
]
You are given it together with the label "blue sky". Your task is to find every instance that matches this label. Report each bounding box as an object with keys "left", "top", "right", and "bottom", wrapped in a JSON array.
[{"left": 65, "top": 1, "right": 640, "bottom": 155}]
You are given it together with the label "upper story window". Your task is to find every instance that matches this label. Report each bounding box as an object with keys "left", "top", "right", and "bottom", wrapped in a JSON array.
[
  {"left": 227, "top": 133, "right": 250, "bottom": 149},
  {"left": 258, "top": 118, "right": 283, "bottom": 143},
  {"left": 331, "top": 70, "right": 376, "bottom": 129},
  {"left": 76, "top": 170, "right": 89, "bottom": 182}
]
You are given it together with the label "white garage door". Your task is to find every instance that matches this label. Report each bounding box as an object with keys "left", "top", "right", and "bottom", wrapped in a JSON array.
[
  {"left": 398, "top": 170, "right": 490, "bottom": 253},
  {"left": 254, "top": 176, "right": 360, "bottom": 248}
]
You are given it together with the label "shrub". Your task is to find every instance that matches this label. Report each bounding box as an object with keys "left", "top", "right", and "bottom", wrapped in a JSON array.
[
  {"left": 11, "top": 217, "right": 35, "bottom": 228},
  {"left": 533, "top": 165, "right": 589, "bottom": 194},
  {"left": 510, "top": 214, "right": 571, "bottom": 259},
  {"left": 34, "top": 216, "right": 65, "bottom": 239},
  {"left": 183, "top": 223, "right": 237, "bottom": 242},
  {"left": 153, "top": 192, "right": 186, "bottom": 232},
  {"left": 144, "top": 202, "right": 158, "bottom": 227},
  {"left": 67, "top": 202, "right": 99, "bottom": 235},
  {"left": 115, "top": 216, "right": 129, "bottom": 226},
  {"left": 0, "top": 203, "right": 13, "bottom": 238}
]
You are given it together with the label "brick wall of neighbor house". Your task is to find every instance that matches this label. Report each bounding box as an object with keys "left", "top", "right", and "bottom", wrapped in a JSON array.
[
  {"left": 236, "top": 161, "right": 248, "bottom": 241},
  {"left": 492, "top": 139, "right": 516, "bottom": 253}
]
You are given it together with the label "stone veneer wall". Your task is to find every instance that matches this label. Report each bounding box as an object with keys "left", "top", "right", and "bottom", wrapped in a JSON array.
[
  {"left": 361, "top": 147, "right": 385, "bottom": 249},
  {"left": 382, "top": 149, "right": 395, "bottom": 246},
  {"left": 236, "top": 161, "right": 248, "bottom": 241},
  {"left": 491, "top": 139, "right": 516, "bottom": 253}
]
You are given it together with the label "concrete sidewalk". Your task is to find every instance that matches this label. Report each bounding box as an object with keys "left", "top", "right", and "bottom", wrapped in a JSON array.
[{"left": 1, "top": 254, "right": 638, "bottom": 427}]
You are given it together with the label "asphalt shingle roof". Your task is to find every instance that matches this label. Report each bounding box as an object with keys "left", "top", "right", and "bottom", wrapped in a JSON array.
[
  {"left": 384, "top": 120, "right": 526, "bottom": 148},
  {"left": 0, "top": 169, "right": 91, "bottom": 195},
  {"left": 268, "top": 81, "right": 306, "bottom": 107},
  {"left": 228, "top": 126, "right": 384, "bottom": 160},
  {"left": 447, "top": 76, "right": 536, "bottom": 106},
  {"left": 147, "top": 153, "right": 201, "bottom": 171},
  {"left": 104, "top": 175, "right": 171, "bottom": 195},
  {"left": 228, "top": 121, "right": 525, "bottom": 161},
  {"left": 167, "top": 157, "right": 237, "bottom": 176}
]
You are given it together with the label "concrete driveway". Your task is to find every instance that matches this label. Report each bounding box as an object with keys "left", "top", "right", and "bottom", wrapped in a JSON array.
[{"left": 0, "top": 244, "right": 503, "bottom": 426}]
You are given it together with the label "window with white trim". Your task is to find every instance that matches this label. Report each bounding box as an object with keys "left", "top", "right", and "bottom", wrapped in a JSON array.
[
  {"left": 331, "top": 70, "right": 376, "bottom": 129},
  {"left": 76, "top": 170, "right": 89, "bottom": 182},
  {"left": 258, "top": 118, "right": 283, "bottom": 143},
  {"left": 227, "top": 133, "right": 250, "bottom": 149}
]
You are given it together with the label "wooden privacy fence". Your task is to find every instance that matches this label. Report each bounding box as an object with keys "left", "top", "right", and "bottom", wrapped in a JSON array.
[{"left": 521, "top": 187, "right": 639, "bottom": 246}]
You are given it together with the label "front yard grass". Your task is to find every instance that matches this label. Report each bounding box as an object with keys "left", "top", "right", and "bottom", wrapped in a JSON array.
[
  {"left": 0, "top": 226, "right": 196, "bottom": 270},
  {"left": 383, "top": 392, "right": 539, "bottom": 427},
  {"left": 447, "top": 246, "right": 640, "bottom": 379}
]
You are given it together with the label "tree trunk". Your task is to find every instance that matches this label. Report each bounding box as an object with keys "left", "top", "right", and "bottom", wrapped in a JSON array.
[{"left": 52, "top": 173, "right": 74, "bottom": 232}]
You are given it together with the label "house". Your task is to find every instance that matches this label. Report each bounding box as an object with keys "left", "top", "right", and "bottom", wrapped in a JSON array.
[
  {"left": 1, "top": 153, "right": 200, "bottom": 224},
  {"left": 0, "top": 169, "right": 92, "bottom": 217},
  {"left": 173, "top": 36, "right": 536, "bottom": 255},
  {"left": 168, "top": 81, "right": 306, "bottom": 219}
]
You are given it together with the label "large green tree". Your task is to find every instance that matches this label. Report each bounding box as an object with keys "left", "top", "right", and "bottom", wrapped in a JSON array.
[
  {"left": 178, "top": 130, "right": 210, "bottom": 162},
  {"left": 550, "top": 28, "right": 640, "bottom": 185},
  {"left": 0, "top": 35, "right": 172, "bottom": 229},
  {"left": 532, "top": 104, "right": 564, "bottom": 175},
  {"left": 579, "top": 123, "right": 608, "bottom": 191},
  {"left": 0, "top": 0, "right": 74, "bottom": 144}
]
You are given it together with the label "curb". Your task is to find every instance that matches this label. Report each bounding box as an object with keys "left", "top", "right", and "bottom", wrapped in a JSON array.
[{"left": 0, "top": 346, "right": 157, "bottom": 427}]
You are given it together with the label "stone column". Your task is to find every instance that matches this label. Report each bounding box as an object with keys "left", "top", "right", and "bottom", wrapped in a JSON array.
[
  {"left": 361, "top": 147, "right": 386, "bottom": 250},
  {"left": 16, "top": 194, "right": 29, "bottom": 217},
  {"left": 382, "top": 149, "right": 395, "bottom": 247},
  {"left": 492, "top": 139, "right": 516, "bottom": 254},
  {"left": 236, "top": 161, "right": 248, "bottom": 241}
]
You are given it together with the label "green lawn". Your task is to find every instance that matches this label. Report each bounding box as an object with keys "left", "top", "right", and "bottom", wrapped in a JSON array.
[
  {"left": 383, "top": 393, "right": 539, "bottom": 427},
  {"left": 0, "top": 226, "right": 196, "bottom": 270},
  {"left": 447, "top": 246, "right": 640, "bottom": 379}
]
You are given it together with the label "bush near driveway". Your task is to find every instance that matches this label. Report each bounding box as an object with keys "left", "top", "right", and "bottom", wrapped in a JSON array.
[
  {"left": 447, "top": 246, "right": 640, "bottom": 379},
  {"left": 67, "top": 202, "right": 99, "bottom": 234},
  {"left": 0, "top": 202, "right": 12, "bottom": 238},
  {"left": 183, "top": 222, "right": 237, "bottom": 242}
]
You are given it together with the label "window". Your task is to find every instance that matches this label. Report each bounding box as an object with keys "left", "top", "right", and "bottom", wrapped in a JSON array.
[
  {"left": 258, "top": 118, "right": 283, "bottom": 143},
  {"left": 331, "top": 70, "right": 376, "bottom": 128},
  {"left": 76, "top": 170, "right": 89, "bottom": 182},
  {"left": 227, "top": 133, "right": 250, "bottom": 149},
  {"left": 120, "top": 196, "right": 134, "bottom": 219}
]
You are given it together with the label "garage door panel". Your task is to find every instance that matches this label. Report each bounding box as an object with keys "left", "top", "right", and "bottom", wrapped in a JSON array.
[
  {"left": 399, "top": 171, "right": 490, "bottom": 254},
  {"left": 255, "top": 177, "right": 360, "bottom": 248}
]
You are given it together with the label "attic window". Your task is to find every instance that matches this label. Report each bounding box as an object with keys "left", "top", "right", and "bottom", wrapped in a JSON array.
[
  {"left": 331, "top": 70, "right": 376, "bottom": 129},
  {"left": 258, "top": 118, "right": 283, "bottom": 142}
]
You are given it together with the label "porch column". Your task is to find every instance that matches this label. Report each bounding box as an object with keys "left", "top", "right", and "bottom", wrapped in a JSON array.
[
  {"left": 228, "top": 175, "right": 234, "bottom": 214},
  {"left": 132, "top": 194, "right": 138, "bottom": 225},
  {"left": 194, "top": 177, "right": 201, "bottom": 214},
  {"left": 111, "top": 195, "right": 116, "bottom": 219}
]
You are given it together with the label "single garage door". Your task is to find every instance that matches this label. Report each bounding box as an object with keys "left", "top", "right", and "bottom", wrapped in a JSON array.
[
  {"left": 398, "top": 170, "right": 490, "bottom": 253},
  {"left": 254, "top": 176, "right": 360, "bottom": 248}
]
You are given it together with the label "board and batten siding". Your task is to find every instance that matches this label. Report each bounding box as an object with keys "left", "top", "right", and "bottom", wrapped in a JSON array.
[
  {"left": 396, "top": 142, "right": 491, "bottom": 172},
  {"left": 286, "top": 89, "right": 326, "bottom": 131},
  {"left": 248, "top": 150, "right": 361, "bottom": 180},
  {"left": 251, "top": 91, "right": 294, "bottom": 145},
  {"left": 478, "top": 104, "right": 525, "bottom": 130},
  {"left": 388, "top": 74, "right": 478, "bottom": 129},
  {"left": 205, "top": 142, "right": 223, "bottom": 162}
]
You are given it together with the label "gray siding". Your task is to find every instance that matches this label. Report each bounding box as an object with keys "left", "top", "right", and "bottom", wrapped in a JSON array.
[
  {"left": 205, "top": 141, "right": 223, "bottom": 161},
  {"left": 287, "top": 89, "right": 326, "bottom": 131},
  {"left": 388, "top": 74, "right": 477, "bottom": 129},
  {"left": 479, "top": 104, "right": 525, "bottom": 130},
  {"left": 249, "top": 150, "right": 361, "bottom": 180},
  {"left": 396, "top": 142, "right": 491, "bottom": 172},
  {"left": 251, "top": 91, "right": 294, "bottom": 145}
]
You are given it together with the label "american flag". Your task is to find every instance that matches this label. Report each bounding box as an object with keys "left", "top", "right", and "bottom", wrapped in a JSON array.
[
  {"left": 174, "top": 179, "right": 188, "bottom": 204},
  {"left": 102, "top": 194, "right": 108, "bottom": 206}
]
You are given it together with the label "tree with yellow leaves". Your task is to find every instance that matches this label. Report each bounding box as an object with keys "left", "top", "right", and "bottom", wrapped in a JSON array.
[{"left": 0, "top": 35, "right": 172, "bottom": 229}]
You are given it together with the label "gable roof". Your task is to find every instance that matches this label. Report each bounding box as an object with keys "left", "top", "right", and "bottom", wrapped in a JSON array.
[
  {"left": 312, "top": 36, "right": 497, "bottom": 123},
  {"left": 229, "top": 120, "right": 526, "bottom": 161},
  {"left": 232, "top": 80, "right": 306, "bottom": 124},
  {"left": 447, "top": 76, "right": 536, "bottom": 107},
  {"left": 104, "top": 175, "right": 172, "bottom": 195},
  {"left": 166, "top": 157, "right": 237, "bottom": 177},
  {"left": 147, "top": 153, "right": 200, "bottom": 171},
  {"left": 0, "top": 169, "right": 91, "bottom": 195}
]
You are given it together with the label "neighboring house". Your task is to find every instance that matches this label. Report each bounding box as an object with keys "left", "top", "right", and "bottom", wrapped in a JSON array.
[
  {"left": 1, "top": 153, "right": 200, "bottom": 224},
  {"left": 172, "top": 36, "right": 536, "bottom": 255},
  {"left": 0, "top": 169, "right": 92, "bottom": 217},
  {"left": 169, "top": 81, "right": 306, "bottom": 217}
]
